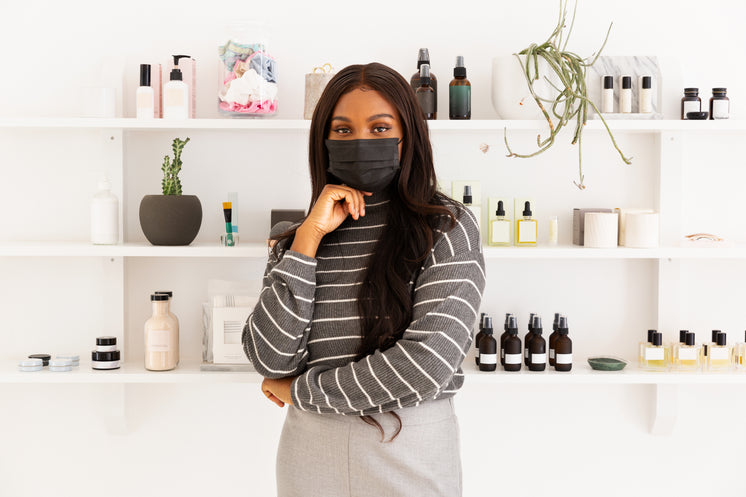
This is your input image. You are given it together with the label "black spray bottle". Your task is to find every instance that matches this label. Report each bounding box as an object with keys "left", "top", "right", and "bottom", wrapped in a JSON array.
[
  {"left": 410, "top": 48, "right": 438, "bottom": 112},
  {"left": 524, "top": 313, "right": 536, "bottom": 366},
  {"left": 503, "top": 316, "right": 522, "bottom": 372},
  {"left": 499, "top": 313, "right": 513, "bottom": 366},
  {"left": 548, "top": 312, "right": 561, "bottom": 366},
  {"left": 554, "top": 316, "right": 572, "bottom": 372},
  {"left": 474, "top": 313, "right": 486, "bottom": 366},
  {"left": 478, "top": 317, "right": 497, "bottom": 372},
  {"left": 528, "top": 315, "right": 547, "bottom": 371}
]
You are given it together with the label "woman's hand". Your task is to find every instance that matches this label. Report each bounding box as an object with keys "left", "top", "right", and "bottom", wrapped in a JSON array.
[
  {"left": 291, "top": 184, "right": 371, "bottom": 257},
  {"left": 261, "top": 377, "right": 296, "bottom": 408}
]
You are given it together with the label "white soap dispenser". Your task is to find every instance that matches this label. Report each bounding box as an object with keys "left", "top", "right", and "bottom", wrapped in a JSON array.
[
  {"left": 90, "top": 178, "right": 119, "bottom": 245},
  {"left": 163, "top": 55, "right": 189, "bottom": 119}
]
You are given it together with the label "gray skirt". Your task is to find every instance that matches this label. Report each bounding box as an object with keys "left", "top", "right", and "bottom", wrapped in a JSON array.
[{"left": 276, "top": 398, "right": 462, "bottom": 497}]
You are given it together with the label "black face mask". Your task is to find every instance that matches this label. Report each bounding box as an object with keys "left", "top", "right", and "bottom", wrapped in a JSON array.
[{"left": 325, "top": 138, "right": 400, "bottom": 192}]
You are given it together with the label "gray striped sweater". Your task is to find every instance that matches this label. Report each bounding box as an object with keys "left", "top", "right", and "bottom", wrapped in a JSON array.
[{"left": 242, "top": 190, "right": 486, "bottom": 415}]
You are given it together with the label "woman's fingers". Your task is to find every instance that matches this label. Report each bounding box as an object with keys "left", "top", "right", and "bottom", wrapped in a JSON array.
[{"left": 262, "top": 381, "right": 286, "bottom": 408}]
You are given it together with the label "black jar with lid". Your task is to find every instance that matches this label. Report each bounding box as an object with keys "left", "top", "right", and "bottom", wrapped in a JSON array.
[
  {"left": 710, "top": 88, "right": 729, "bottom": 120},
  {"left": 681, "top": 88, "right": 701, "bottom": 120}
]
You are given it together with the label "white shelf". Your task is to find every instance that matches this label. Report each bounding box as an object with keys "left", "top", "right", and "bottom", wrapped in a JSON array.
[
  {"left": 2, "top": 241, "right": 744, "bottom": 260},
  {"left": 2, "top": 117, "right": 746, "bottom": 133}
]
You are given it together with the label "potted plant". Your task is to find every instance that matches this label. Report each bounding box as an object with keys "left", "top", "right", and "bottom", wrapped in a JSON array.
[
  {"left": 496, "top": 0, "right": 632, "bottom": 190},
  {"left": 139, "top": 137, "right": 203, "bottom": 245}
]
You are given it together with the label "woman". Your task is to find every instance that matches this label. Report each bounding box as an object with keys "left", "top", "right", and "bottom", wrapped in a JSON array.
[{"left": 242, "top": 62, "right": 485, "bottom": 497}]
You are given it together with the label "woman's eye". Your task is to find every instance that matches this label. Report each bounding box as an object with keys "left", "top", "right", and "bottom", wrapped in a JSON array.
[
  {"left": 373, "top": 126, "right": 391, "bottom": 133},
  {"left": 332, "top": 127, "right": 351, "bottom": 134}
]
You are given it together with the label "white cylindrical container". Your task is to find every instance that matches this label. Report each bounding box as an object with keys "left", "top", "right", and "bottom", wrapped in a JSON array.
[
  {"left": 91, "top": 179, "right": 119, "bottom": 245},
  {"left": 136, "top": 64, "right": 155, "bottom": 119},
  {"left": 601, "top": 76, "right": 614, "bottom": 113},
  {"left": 625, "top": 212, "right": 659, "bottom": 248},
  {"left": 639, "top": 76, "right": 653, "bottom": 113},
  {"left": 548, "top": 216, "right": 558, "bottom": 245},
  {"left": 620, "top": 76, "right": 632, "bottom": 113},
  {"left": 584, "top": 213, "right": 619, "bottom": 248}
]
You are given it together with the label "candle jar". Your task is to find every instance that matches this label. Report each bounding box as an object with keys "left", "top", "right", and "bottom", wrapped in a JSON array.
[
  {"left": 681, "top": 88, "right": 701, "bottom": 120},
  {"left": 217, "top": 22, "right": 278, "bottom": 118},
  {"left": 709, "top": 88, "right": 730, "bottom": 120}
]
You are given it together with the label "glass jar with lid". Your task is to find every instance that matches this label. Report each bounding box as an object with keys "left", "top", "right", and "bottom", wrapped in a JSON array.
[{"left": 217, "top": 22, "right": 278, "bottom": 117}]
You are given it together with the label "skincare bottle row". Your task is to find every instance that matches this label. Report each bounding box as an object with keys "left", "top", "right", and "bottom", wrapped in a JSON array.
[
  {"left": 487, "top": 200, "right": 543, "bottom": 246},
  {"left": 137, "top": 55, "right": 195, "bottom": 120},
  {"left": 681, "top": 87, "right": 730, "bottom": 120},
  {"left": 475, "top": 312, "right": 572, "bottom": 372},
  {"left": 639, "top": 329, "right": 745, "bottom": 371},
  {"left": 601, "top": 75, "right": 653, "bottom": 114},
  {"left": 411, "top": 48, "right": 471, "bottom": 120}
]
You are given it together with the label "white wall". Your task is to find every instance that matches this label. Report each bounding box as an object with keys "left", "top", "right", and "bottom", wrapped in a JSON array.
[{"left": 2, "top": 1, "right": 746, "bottom": 496}]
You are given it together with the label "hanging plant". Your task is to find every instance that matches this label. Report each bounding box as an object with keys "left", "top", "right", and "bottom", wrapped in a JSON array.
[{"left": 503, "top": 0, "right": 632, "bottom": 190}]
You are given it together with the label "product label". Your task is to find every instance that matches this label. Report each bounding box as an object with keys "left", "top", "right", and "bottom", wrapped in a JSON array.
[
  {"left": 480, "top": 353, "right": 497, "bottom": 365},
  {"left": 416, "top": 91, "right": 435, "bottom": 116},
  {"left": 555, "top": 353, "right": 572, "bottom": 364},
  {"left": 710, "top": 347, "right": 730, "bottom": 361},
  {"left": 518, "top": 220, "right": 537, "bottom": 243},
  {"left": 645, "top": 347, "right": 664, "bottom": 361},
  {"left": 712, "top": 100, "right": 729, "bottom": 119},
  {"left": 683, "top": 100, "right": 700, "bottom": 118},
  {"left": 531, "top": 353, "right": 547, "bottom": 365},
  {"left": 549, "top": 348, "right": 555, "bottom": 360},
  {"left": 491, "top": 220, "right": 510, "bottom": 244},
  {"left": 678, "top": 348, "right": 698, "bottom": 361},
  {"left": 505, "top": 354, "right": 521, "bottom": 365},
  {"left": 147, "top": 329, "right": 171, "bottom": 352},
  {"left": 164, "top": 87, "right": 184, "bottom": 107},
  {"left": 448, "top": 85, "right": 471, "bottom": 117}
]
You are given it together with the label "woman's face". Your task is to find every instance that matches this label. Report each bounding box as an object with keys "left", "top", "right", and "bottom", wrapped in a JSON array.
[{"left": 328, "top": 86, "right": 404, "bottom": 158}]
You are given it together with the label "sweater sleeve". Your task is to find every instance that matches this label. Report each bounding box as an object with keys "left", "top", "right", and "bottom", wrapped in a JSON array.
[
  {"left": 242, "top": 243, "right": 317, "bottom": 379},
  {"left": 290, "top": 207, "right": 485, "bottom": 414}
]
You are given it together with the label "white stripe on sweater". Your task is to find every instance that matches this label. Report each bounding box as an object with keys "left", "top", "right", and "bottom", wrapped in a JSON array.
[
  {"left": 335, "top": 368, "right": 359, "bottom": 414},
  {"left": 260, "top": 298, "right": 299, "bottom": 340},
  {"left": 433, "top": 259, "right": 486, "bottom": 280},
  {"left": 414, "top": 278, "right": 483, "bottom": 298},
  {"left": 317, "top": 252, "right": 374, "bottom": 260},
  {"left": 270, "top": 268, "right": 315, "bottom": 286},
  {"left": 308, "top": 335, "right": 361, "bottom": 344},
  {"left": 283, "top": 254, "right": 317, "bottom": 266},
  {"left": 247, "top": 315, "right": 300, "bottom": 375},
  {"left": 307, "top": 353, "right": 357, "bottom": 365},
  {"left": 271, "top": 284, "right": 311, "bottom": 323},
  {"left": 250, "top": 319, "right": 299, "bottom": 357},
  {"left": 396, "top": 343, "right": 440, "bottom": 389},
  {"left": 337, "top": 223, "right": 386, "bottom": 231},
  {"left": 351, "top": 362, "right": 375, "bottom": 408},
  {"left": 381, "top": 353, "right": 422, "bottom": 402},
  {"left": 366, "top": 355, "right": 395, "bottom": 402}
]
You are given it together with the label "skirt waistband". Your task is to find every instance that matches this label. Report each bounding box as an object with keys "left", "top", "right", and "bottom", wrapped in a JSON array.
[{"left": 289, "top": 397, "right": 456, "bottom": 427}]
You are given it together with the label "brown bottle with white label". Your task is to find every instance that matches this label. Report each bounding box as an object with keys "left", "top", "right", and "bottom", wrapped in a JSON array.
[
  {"left": 524, "top": 313, "right": 536, "bottom": 366},
  {"left": 554, "top": 316, "right": 572, "bottom": 372},
  {"left": 478, "top": 317, "right": 497, "bottom": 371},
  {"left": 503, "top": 316, "right": 522, "bottom": 372},
  {"left": 528, "top": 316, "right": 547, "bottom": 371},
  {"left": 548, "top": 312, "right": 561, "bottom": 366},
  {"left": 499, "top": 313, "right": 513, "bottom": 366}
]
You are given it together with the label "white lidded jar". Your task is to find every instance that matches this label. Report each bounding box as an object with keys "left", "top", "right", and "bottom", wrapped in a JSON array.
[
  {"left": 144, "top": 294, "right": 178, "bottom": 371},
  {"left": 90, "top": 178, "right": 119, "bottom": 245}
]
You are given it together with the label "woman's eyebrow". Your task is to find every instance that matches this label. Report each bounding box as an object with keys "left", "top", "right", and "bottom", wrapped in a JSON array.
[
  {"left": 331, "top": 116, "right": 351, "bottom": 122},
  {"left": 367, "top": 113, "right": 394, "bottom": 121}
]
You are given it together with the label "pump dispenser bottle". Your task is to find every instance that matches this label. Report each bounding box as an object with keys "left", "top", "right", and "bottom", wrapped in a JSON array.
[
  {"left": 503, "top": 316, "right": 522, "bottom": 372},
  {"left": 528, "top": 316, "right": 547, "bottom": 371},
  {"left": 136, "top": 64, "right": 155, "bottom": 119},
  {"left": 474, "top": 313, "right": 487, "bottom": 366},
  {"left": 516, "top": 201, "right": 537, "bottom": 246},
  {"left": 415, "top": 64, "right": 436, "bottom": 119},
  {"left": 499, "top": 313, "right": 513, "bottom": 365},
  {"left": 449, "top": 55, "right": 471, "bottom": 120},
  {"left": 554, "top": 316, "right": 572, "bottom": 372},
  {"left": 163, "top": 55, "right": 189, "bottom": 119},
  {"left": 548, "top": 312, "right": 561, "bottom": 366},
  {"left": 524, "top": 313, "right": 536, "bottom": 366},
  {"left": 411, "top": 48, "right": 437, "bottom": 113},
  {"left": 478, "top": 317, "right": 497, "bottom": 371},
  {"left": 488, "top": 200, "right": 510, "bottom": 246},
  {"left": 462, "top": 185, "right": 481, "bottom": 231}
]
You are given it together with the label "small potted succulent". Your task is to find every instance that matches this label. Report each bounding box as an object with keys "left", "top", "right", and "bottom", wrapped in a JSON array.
[{"left": 139, "top": 137, "right": 202, "bottom": 245}]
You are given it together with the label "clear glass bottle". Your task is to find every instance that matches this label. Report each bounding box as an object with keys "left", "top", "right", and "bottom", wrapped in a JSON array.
[
  {"left": 516, "top": 201, "right": 537, "bottom": 246},
  {"left": 488, "top": 200, "right": 510, "bottom": 246},
  {"left": 642, "top": 332, "right": 669, "bottom": 371},
  {"left": 681, "top": 88, "right": 701, "bottom": 120},
  {"left": 639, "top": 329, "right": 656, "bottom": 366},
  {"left": 675, "top": 332, "right": 701, "bottom": 371},
  {"left": 736, "top": 331, "right": 746, "bottom": 371},
  {"left": 155, "top": 291, "right": 180, "bottom": 366},
  {"left": 218, "top": 21, "right": 278, "bottom": 118},
  {"left": 707, "top": 332, "right": 733, "bottom": 371},
  {"left": 709, "top": 88, "right": 730, "bottom": 120},
  {"left": 144, "top": 294, "right": 178, "bottom": 371},
  {"left": 704, "top": 329, "right": 721, "bottom": 362},
  {"left": 672, "top": 329, "right": 688, "bottom": 366},
  {"left": 461, "top": 185, "right": 481, "bottom": 231}
]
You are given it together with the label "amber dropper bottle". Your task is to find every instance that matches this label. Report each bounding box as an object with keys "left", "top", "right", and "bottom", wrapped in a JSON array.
[
  {"left": 528, "top": 316, "right": 547, "bottom": 372},
  {"left": 503, "top": 316, "right": 522, "bottom": 372}
]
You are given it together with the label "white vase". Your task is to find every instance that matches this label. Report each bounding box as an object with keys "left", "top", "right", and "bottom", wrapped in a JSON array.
[{"left": 491, "top": 55, "right": 566, "bottom": 120}]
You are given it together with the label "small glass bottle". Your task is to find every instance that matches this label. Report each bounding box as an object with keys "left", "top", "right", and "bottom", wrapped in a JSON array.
[
  {"left": 503, "top": 319, "right": 522, "bottom": 372},
  {"left": 410, "top": 48, "right": 438, "bottom": 113},
  {"left": 638, "top": 329, "right": 656, "bottom": 366},
  {"left": 528, "top": 316, "right": 547, "bottom": 372},
  {"left": 524, "top": 313, "right": 536, "bottom": 366},
  {"left": 449, "top": 55, "right": 471, "bottom": 120},
  {"left": 415, "top": 64, "right": 437, "bottom": 120},
  {"left": 478, "top": 317, "right": 497, "bottom": 372},
  {"left": 675, "top": 332, "right": 701, "bottom": 371},
  {"left": 548, "top": 216, "right": 558, "bottom": 246},
  {"left": 462, "top": 185, "right": 481, "bottom": 231},
  {"left": 155, "top": 291, "right": 180, "bottom": 365},
  {"left": 709, "top": 88, "right": 730, "bottom": 120},
  {"left": 516, "top": 201, "right": 538, "bottom": 246},
  {"left": 735, "top": 330, "right": 746, "bottom": 371},
  {"left": 488, "top": 200, "right": 511, "bottom": 246},
  {"left": 144, "top": 294, "right": 178, "bottom": 371},
  {"left": 554, "top": 316, "right": 572, "bottom": 372},
  {"left": 642, "top": 332, "right": 669, "bottom": 371},
  {"left": 499, "top": 313, "right": 513, "bottom": 366},
  {"left": 672, "top": 329, "right": 688, "bottom": 366},
  {"left": 681, "top": 88, "right": 701, "bottom": 120},
  {"left": 707, "top": 332, "right": 733, "bottom": 371},
  {"left": 548, "top": 312, "right": 561, "bottom": 366},
  {"left": 704, "top": 329, "right": 721, "bottom": 361},
  {"left": 474, "top": 313, "right": 487, "bottom": 366}
]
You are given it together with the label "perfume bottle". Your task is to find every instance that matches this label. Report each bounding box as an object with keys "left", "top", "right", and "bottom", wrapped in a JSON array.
[
  {"left": 554, "top": 316, "right": 572, "bottom": 372},
  {"left": 516, "top": 201, "right": 537, "bottom": 246},
  {"left": 707, "top": 332, "right": 733, "bottom": 371},
  {"left": 548, "top": 312, "right": 561, "bottom": 366},
  {"left": 638, "top": 329, "right": 656, "bottom": 366},
  {"left": 462, "top": 185, "right": 481, "bottom": 231},
  {"left": 474, "top": 312, "right": 486, "bottom": 366},
  {"left": 704, "top": 329, "right": 721, "bottom": 361},
  {"left": 736, "top": 331, "right": 746, "bottom": 371},
  {"left": 488, "top": 200, "right": 510, "bottom": 246},
  {"left": 528, "top": 316, "right": 546, "bottom": 371},
  {"left": 672, "top": 329, "right": 688, "bottom": 366},
  {"left": 503, "top": 317, "right": 522, "bottom": 372},
  {"left": 478, "top": 317, "right": 497, "bottom": 372},
  {"left": 499, "top": 313, "right": 513, "bottom": 366},
  {"left": 675, "top": 332, "right": 701, "bottom": 371},
  {"left": 642, "top": 332, "right": 668, "bottom": 371},
  {"left": 524, "top": 313, "right": 536, "bottom": 366}
]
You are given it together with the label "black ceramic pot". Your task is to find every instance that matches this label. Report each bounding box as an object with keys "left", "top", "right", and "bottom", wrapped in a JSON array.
[{"left": 139, "top": 195, "right": 202, "bottom": 246}]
